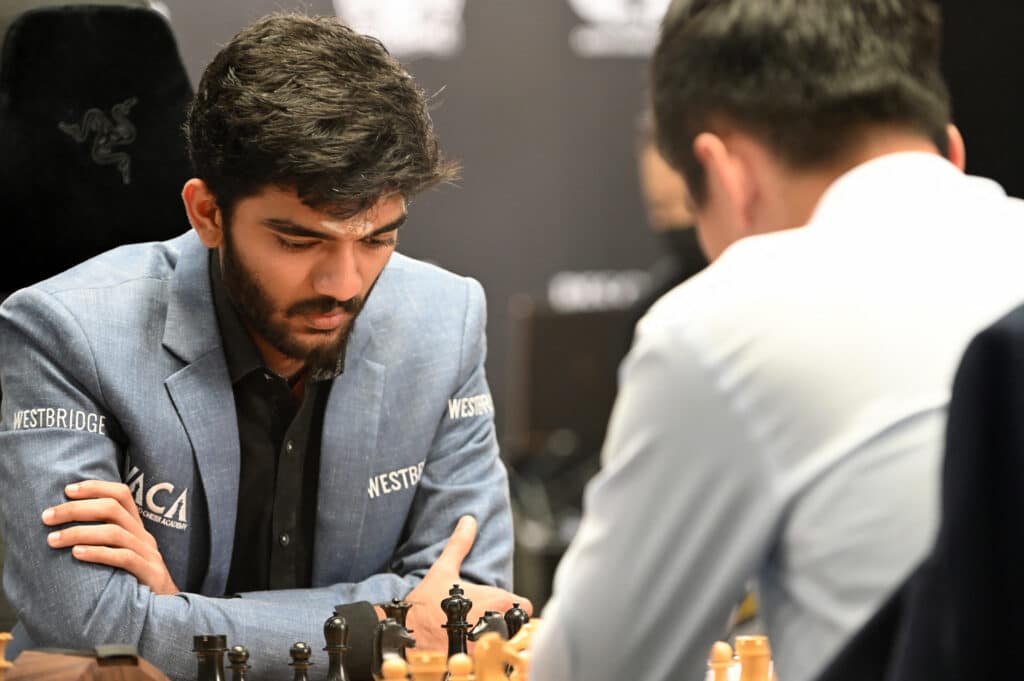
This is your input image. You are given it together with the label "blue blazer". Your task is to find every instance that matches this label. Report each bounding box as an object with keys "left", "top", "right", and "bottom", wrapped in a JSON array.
[{"left": 0, "top": 231, "right": 512, "bottom": 680}]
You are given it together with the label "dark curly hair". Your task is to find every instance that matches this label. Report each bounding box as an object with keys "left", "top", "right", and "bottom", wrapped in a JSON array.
[
  {"left": 652, "top": 0, "right": 951, "bottom": 206},
  {"left": 184, "top": 13, "right": 459, "bottom": 221}
]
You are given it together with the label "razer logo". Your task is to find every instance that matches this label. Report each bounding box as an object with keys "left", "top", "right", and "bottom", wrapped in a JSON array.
[{"left": 58, "top": 96, "right": 139, "bottom": 184}]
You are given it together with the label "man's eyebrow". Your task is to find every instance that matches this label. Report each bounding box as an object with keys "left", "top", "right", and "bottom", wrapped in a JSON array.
[
  {"left": 261, "top": 219, "right": 334, "bottom": 239},
  {"left": 261, "top": 213, "right": 407, "bottom": 239},
  {"left": 367, "top": 213, "right": 407, "bottom": 238}
]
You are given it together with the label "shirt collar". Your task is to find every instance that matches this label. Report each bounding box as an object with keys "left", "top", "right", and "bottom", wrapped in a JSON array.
[{"left": 809, "top": 152, "right": 969, "bottom": 229}]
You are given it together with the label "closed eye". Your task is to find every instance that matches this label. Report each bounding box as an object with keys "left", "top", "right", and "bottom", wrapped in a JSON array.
[
  {"left": 275, "top": 236, "right": 318, "bottom": 251},
  {"left": 363, "top": 235, "right": 397, "bottom": 249}
]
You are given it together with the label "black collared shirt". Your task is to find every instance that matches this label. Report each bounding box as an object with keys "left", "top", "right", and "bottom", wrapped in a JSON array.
[{"left": 210, "top": 255, "right": 340, "bottom": 593}]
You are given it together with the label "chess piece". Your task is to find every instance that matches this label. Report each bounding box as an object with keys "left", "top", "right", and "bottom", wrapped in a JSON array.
[
  {"left": 380, "top": 655, "right": 408, "bottom": 681},
  {"left": 707, "top": 641, "right": 733, "bottom": 681},
  {"left": 227, "top": 645, "right": 250, "bottom": 681},
  {"left": 735, "top": 635, "right": 771, "bottom": 681},
  {"left": 406, "top": 650, "right": 446, "bottom": 681},
  {"left": 440, "top": 584, "right": 472, "bottom": 657},
  {"left": 447, "top": 653, "right": 473, "bottom": 681},
  {"left": 373, "top": 618, "right": 416, "bottom": 680},
  {"left": 0, "top": 633, "right": 13, "bottom": 681},
  {"left": 505, "top": 619, "right": 538, "bottom": 655},
  {"left": 289, "top": 642, "right": 313, "bottom": 681},
  {"left": 381, "top": 598, "right": 413, "bottom": 631},
  {"left": 193, "top": 634, "right": 227, "bottom": 681},
  {"left": 470, "top": 632, "right": 506, "bottom": 681},
  {"left": 468, "top": 611, "right": 509, "bottom": 641},
  {"left": 324, "top": 615, "right": 350, "bottom": 681},
  {"left": 503, "top": 603, "right": 529, "bottom": 639}
]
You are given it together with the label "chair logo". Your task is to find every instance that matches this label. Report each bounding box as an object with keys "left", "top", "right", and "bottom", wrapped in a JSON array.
[
  {"left": 58, "top": 96, "right": 138, "bottom": 185},
  {"left": 567, "top": 0, "right": 672, "bottom": 57},
  {"left": 333, "top": 0, "right": 466, "bottom": 58}
]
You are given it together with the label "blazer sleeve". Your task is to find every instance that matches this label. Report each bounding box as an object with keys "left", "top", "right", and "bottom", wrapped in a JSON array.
[{"left": 388, "top": 275, "right": 513, "bottom": 589}]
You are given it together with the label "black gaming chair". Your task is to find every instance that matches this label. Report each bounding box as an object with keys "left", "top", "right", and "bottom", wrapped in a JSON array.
[
  {"left": 0, "top": 4, "right": 193, "bottom": 298},
  {"left": 0, "top": 2, "right": 194, "bottom": 634}
]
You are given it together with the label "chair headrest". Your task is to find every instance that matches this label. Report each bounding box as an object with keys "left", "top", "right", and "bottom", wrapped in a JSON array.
[{"left": 0, "top": 5, "right": 194, "bottom": 292}]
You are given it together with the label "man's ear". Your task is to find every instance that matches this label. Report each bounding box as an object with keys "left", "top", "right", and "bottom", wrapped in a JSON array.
[
  {"left": 945, "top": 124, "right": 966, "bottom": 172},
  {"left": 693, "top": 132, "right": 755, "bottom": 231},
  {"left": 182, "top": 178, "right": 224, "bottom": 248}
]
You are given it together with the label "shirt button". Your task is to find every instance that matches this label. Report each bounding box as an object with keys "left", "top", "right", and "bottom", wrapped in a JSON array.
[
  {"left": 285, "top": 440, "right": 295, "bottom": 454},
  {"left": 279, "top": 533, "right": 291, "bottom": 547},
  {"left": 263, "top": 372, "right": 273, "bottom": 381}
]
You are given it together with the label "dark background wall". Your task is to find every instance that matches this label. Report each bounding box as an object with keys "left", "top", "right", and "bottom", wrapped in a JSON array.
[
  {"left": 161, "top": 0, "right": 669, "bottom": 440},
  {"left": 940, "top": 0, "right": 1024, "bottom": 199}
]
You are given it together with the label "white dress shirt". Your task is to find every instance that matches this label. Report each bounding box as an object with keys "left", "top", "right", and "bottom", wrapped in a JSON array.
[{"left": 531, "top": 153, "right": 1024, "bottom": 681}]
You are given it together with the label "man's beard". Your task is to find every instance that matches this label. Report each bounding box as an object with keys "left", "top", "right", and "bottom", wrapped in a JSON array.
[{"left": 220, "top": 231, "right": 364, "bottom": 378}]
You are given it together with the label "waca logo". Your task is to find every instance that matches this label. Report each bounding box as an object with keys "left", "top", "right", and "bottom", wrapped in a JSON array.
[{"left": 125, "top": 462, "right": 189, "bottom": 530}]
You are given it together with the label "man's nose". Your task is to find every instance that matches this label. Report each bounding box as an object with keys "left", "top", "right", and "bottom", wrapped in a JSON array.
[{"left": 312, "top": 243, "right": 363, "bottom": 302}]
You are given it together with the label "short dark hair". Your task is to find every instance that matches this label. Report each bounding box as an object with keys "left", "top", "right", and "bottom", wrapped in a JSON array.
[
  {"left": 184, "top": 13, "right": 458, "bottom": 221},
  {"left": 651, "top": 0, "right": 951, "bottom": 205}
]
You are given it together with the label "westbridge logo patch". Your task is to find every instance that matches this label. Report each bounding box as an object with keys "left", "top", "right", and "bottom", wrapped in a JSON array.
[
  {"left": 567, "top": 0, "right": 672, "bottom": 57},
  {"left": 11, "top": 407, "right": 108, "bottom": 435},
  {"left": 368, "top": 461, "right": 425, "bottom": 499},
  {"left": 333, "top": 0, "right": 467, "bottom": 58},
  {"left": 125, "top": 461, "right": 188, "bottom": 531},
  {"left": 447, "top": 393, "right": 494, "bottom": 420}
]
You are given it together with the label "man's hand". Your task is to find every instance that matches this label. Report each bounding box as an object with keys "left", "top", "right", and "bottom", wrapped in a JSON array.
[
  {"left": 42, "top": 480, "right": 180, "bottom": 595},
  {"left": 404, "top": 515, "right": 533, "bottom": 651}
]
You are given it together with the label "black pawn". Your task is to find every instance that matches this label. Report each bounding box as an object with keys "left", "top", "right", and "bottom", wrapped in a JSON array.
[
  {"left": 504, "top": 602, "right": 530, "bottom": 638},
  {"left": 289, "top": 641, "right": 313, "bottom": 681},
  {"left": 227, "top": 645, "right": 250, "bottom": 681},
  {"left": 193, "top": 634, "right": 227, "bottom": 681},
  {"left": 381, "top": 597, "right": 413, "bottom": 631},
  {"left": 323, "top": 615, "right": 350, "bottom": 681},
  {"left": 440, "top": 583, "right": 472, "bottom": 657}
]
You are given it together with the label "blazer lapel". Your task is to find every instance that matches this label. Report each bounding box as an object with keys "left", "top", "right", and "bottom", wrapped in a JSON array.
[
  {"left": 313, "top": 308, "right": 386, "bottom": 584},
  {"left": 161, "top": 234, "right": 240, "bottom": 596}
]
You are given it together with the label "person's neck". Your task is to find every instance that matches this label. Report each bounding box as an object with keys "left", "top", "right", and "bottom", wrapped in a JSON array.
[{"left": 757, "top": 132, "right": 942, "bottom": 234}]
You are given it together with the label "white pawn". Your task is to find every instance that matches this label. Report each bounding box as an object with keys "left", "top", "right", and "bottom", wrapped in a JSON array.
[
  {"left": 448, "top": 653, "right": 473, "bottom": 681},
  {"left": 706, "top": 641, "right": 733, "bottom": 681},
  {"left": 381, "top": 655, "right": 408, "bottom": 681}
]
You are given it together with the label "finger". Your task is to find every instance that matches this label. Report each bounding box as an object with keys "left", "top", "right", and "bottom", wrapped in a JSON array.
[
  {"left": 464, "top": 587, "right": 533, "bottom": 617},
  {"left": 48, "top": 523, "right": 153, "bottom": 558},
  {"left": 431, "top": 515, "right": 478, "bottom": 574},
  {"left": 69, "top": 544, "right": 153, "bottom": 581},
  {"left": 64, "top": 481, "right": 143, "bottom": 524},
  {"left": 42, "top": 498, "right": 139, "bottom": 536}
]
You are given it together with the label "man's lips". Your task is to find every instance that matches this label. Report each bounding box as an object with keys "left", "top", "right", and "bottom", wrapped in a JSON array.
[{"left": 306, "top": 311, "right": 347, "bottom": 330}]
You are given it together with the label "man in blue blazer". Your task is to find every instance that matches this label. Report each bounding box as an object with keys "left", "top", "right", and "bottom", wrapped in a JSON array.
[{"left": 0, "top": 13, "right": 523, "bottom": 680}]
